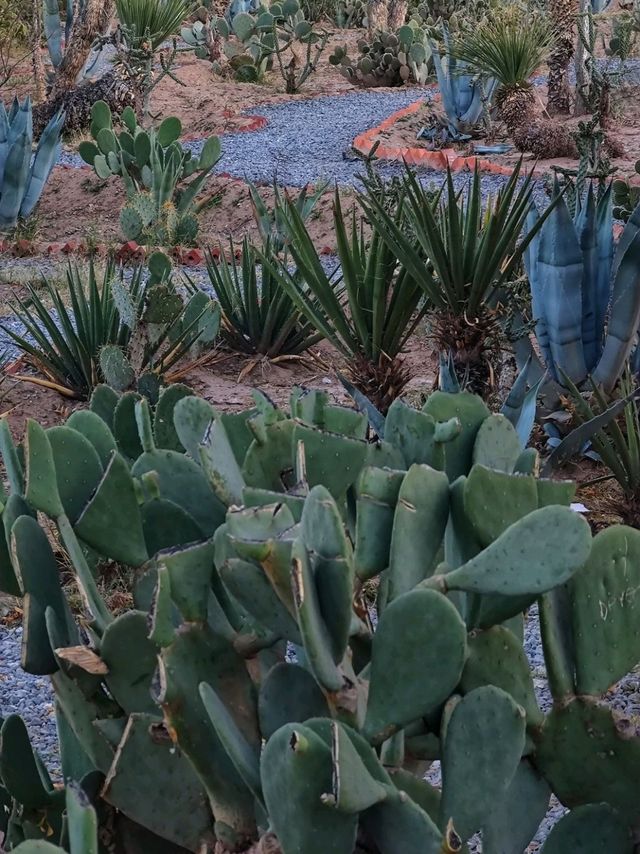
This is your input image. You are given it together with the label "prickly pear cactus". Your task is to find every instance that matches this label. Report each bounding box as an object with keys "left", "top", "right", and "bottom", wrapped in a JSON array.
[
  {"left": 0, "top": 384, "right": 636, "bottom": 853},
  {"left": 330, "top": 24, "right": 432, "bottom": 87},
  {"left": 78, "top": 101, "right": 221, "bottom": 246}
]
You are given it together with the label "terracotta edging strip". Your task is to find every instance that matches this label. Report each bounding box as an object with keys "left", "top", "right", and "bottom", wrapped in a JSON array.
[{"left": 353, "top": 96, "right": 523, "bottom": 177}]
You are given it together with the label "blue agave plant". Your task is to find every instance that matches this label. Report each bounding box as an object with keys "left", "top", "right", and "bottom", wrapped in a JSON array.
[
  {"left": 524, "top": 183, "right": 640, "bottom": 394},
  {"left": 427, "top": 24, "right": 497, "bottom": 140},
  {"left": 0, "top": 98, "right": 64, "bottom": 231}
]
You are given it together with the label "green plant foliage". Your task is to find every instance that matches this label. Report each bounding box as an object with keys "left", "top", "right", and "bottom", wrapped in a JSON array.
[
  {"left": 203, "top": 237, "right": 322, "bottom": 358},
  {"left": 329, "top": 25, "right": 432, "bottom": 87},
  {"left": 79, "top": 101, "right": 221, "bottom": 246},
  {"left": 0, "top": 258, "right": 219, "bottom": 399},
  {"left": 5, "top": 379, "right": 636, "bottom": 853},
  {"left": 260, "top": 187, "right": 427, "bottom": 410},
  {"left": 184, "top": 0, "right": 329, "bottom": 91},
  {"left": 0, "top": 98, "right": 64, "bottom": 231},
  {"left": 524, "top": 184, "right": 640, "bottom": 393}
]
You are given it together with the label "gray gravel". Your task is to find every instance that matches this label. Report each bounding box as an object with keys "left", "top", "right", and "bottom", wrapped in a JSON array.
[{"left": 0, "top": 627, "right": 60, "bottom": 778}]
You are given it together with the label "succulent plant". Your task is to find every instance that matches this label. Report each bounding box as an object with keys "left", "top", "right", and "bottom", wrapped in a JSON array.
[
  {"left": 612, "top": 163, "right": 640, "bottom": 221},
  {"left": 43, "top": 0, "right": 84, "bottom": 72},
  {"left": 330, "top": 24, "right": 432, "bottom": 87},
  {"left": 524, "top": 184, "right": 640, "bottom": 393},
  {"left": 2, "top": 375, "right": 638, "bottom": 852},
  {"left": 423, "top": 22, "right": 496, "bottom": 140},
  {"left": 0, "top": 98, "right": 64, "bottom": 231},
  {"left": 185, "top": 0, "right": 328, "bottom": 91},
  {"left": 78, "top": 101, "right": 221, "bottom": 245}
]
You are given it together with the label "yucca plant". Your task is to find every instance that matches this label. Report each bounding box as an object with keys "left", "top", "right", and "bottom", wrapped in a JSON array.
[
  {"left": 2, "top": 258, "right": 216, "bottom": 399},
  {"left": 358, "top": 162, "right": 555, "bottom": 393},
  {"left": 2, "top": 260, "right": 133, "bottom": 398},
  {"left": 262, "top": 188, "right": 426, "bottom": 412},
  {"left": 452, "top": 11, "right": 574, "bottom": 155},
  {"left": 116, "top": 0, "right": 193, "bottom": 52},
  {"left": 203, "top": 236, "right": 322, "bottom": 369}
]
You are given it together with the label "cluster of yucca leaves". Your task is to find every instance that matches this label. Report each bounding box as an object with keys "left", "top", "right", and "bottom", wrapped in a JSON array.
[
  {"left": 2, "top": 258, "right": 215, "bottom": 400},
  {"left": 242, "top": 159, "right": 554, "bottom": 404}
]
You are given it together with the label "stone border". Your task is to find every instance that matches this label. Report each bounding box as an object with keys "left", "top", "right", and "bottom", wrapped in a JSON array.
[{"left": 352, "top": 98, "right": 516, "bottom": 176}]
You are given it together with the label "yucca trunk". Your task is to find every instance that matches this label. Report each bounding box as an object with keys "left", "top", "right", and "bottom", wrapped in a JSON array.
[
  {"left": 547, "top": 0, "right": 579, "bottom": 115},
  {"left": 49, "top": 0, "right": 115, "bottom": 98},
  {"left": 349, "top": 353, "right": 411, "bottom": 414},
  {"left": 431, "top": 308, "right": 503, "bottom": 398},
  {"left": 366, "top": 0, "right": 407, "bottom": 34},
  {"left": 496, "top": 84, "right": 577, "bottom": 158}
]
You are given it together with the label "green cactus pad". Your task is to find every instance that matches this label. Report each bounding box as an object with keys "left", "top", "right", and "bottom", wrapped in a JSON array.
[
  {"left": 153, "top": 384, "right": 193, "bottom": 452},
  {"left": 536, "top": 477, "right": 576, "bottom": 507},
  {"left": 293, "top": 422, "right": 368, "bottom": 498},
  {"left": 75, "top": 452, "right": 148, "bottom": 567},
  {"left": 472, "top": 413, "right": 522, "bottom": 473},
  {"left": 439, "top": 685, "right": 526, "bottom": 842},
  {"left": 387, "top": 464, "right": 449, "bottom": 599},
  {"left": 445, "top": 475, "right": 482, "bottom": 569},
  {"left": 429, "top": 505, "right": 592, "bottom": 596},
  {"left": 132, "top": 449, "right": 225, "bottom": 538},
  {"left": 158, "top": 540, "right": 215, "bottom": 623},
  {"left": 199, "top": 681, "right": 262, "bottom": 801},
  {"left": 24, "top": 420, "right": 64, "bottom": 518},
  {"left": 536, "top": 698, "right": 640, "bottom": 825},
  {"left": 47, "top": 426, "right": 103, "bottom": 523},
  {"left": 66, "top": 411, "right": 118, "bottom": 468},
  {"left": 258, "top": 662, "right": 329, "bottom": 739},
  {"left": 540, "top": 803, "right": 633, "bottom": 853},
  {"left": 261, "top": 723, "right": 358, "bottom": 854},
  {"left": 140, "top": 498, "right": 202, "bottom": 554},
  {"left": 51, "top": 669, "right": 115, "bottom": 773},
  {"left": 464, "top": 464, "right": 538, "bottom": 547},
  {"left": 460, "top": 626, "right": 543, "bottom": 726},
  {"left": 363, "top": 589, "right": 467, "bottom": 744},
  {"left": 173, "top": 395, "right": 215, "bottom": 460},
  {"left": 568, "top": 525, "right": 640, "bottom": 696},
  {"left": 199, "top": 418, "right": 246, "bottom": 506},
  {"left": 242, "top": 420, "right": 295, "bottom": 491},
  {"left": 101, "top": 712, "right": 213, "bottom": 850},
  {"left": 100, "top": 611, "right": 158, "bottom": 714},
  {"left": 65, "top": 781, "right": 99, "bottom": 854},
  {"left": 354, "top": 466, "right": 404, "bottom": 580},
  {"left": 90, "top": 384, "right": 119, "bottom": 430},
  {"left": 300, "top": 485, "right": 354, "bottom": 662},
  {"left": 361, "top": 791, "right": 444, "bottom": 854},
  {"left": 422, "top": 391, "right": 490, "bottom": 481},
  {"left": 291, "top": 539, "right": 343, "bottom": 691},
  {"left": 0, "top": 715, "right": 60, "bottom": 809},
  {"left": 482, "top": 760, "right": 551, "bottom": 854},
  {"left": 221, "top": 557, "right": 301, "bottom": 643},
  {"left": 384, "top": 400, "right": 447, "bottom": 469},
  {"left": 11, "top": 515, "right": 70, "bottom": 674},
  {"left": 113, "top": 391, "right": 144, "bottom": 460},
  {"left": 157, "top": 624, "right": 258, "bottom": 843}
]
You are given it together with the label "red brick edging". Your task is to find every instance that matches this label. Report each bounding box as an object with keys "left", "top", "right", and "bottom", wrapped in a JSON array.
[{"left": 352, "top": 98, "right": 516, "bottom": 176}]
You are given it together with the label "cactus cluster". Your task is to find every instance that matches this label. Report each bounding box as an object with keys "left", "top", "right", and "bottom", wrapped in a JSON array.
[
  {"left": 1, "top": 377, "right": 638, "bottom": 852},
  {"left": 183, "top": 0, "right": 328, "bottom": 92},
  {"left": 78, "top": 101, "right": 221, "bottom": 246},
  {"left": 330, "top": 24, "right": 432, "bottom": 87},
  {"left": 0, "top": 98, "right": 64, "bottom": 231}
]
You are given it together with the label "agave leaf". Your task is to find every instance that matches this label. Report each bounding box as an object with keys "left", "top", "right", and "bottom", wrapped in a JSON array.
[
  {"left": 592, "top": 228, "right": 640, "bottom": 392},
  {"left": 535, "top": 195, "right": 587, "bottom": 384}
]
